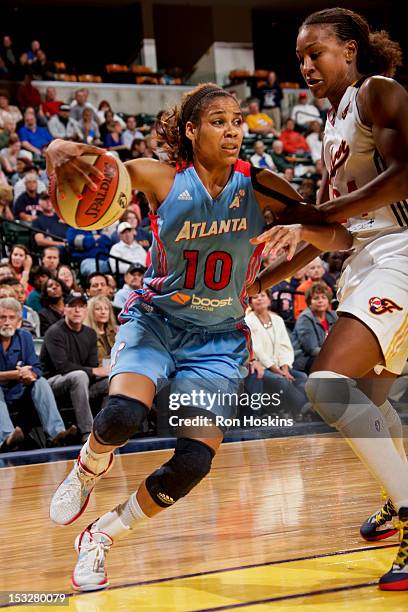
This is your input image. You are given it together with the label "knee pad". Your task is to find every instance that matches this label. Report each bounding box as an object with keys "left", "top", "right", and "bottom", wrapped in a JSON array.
[
  {"left": 305, "top": 371, "right": 358, "bottom": 426},
  {"left": 146, "top": 438, "right": 215, "bottom": 507},
  {"left": 93, "top": 394, "right": 148, "bottom": 446}
]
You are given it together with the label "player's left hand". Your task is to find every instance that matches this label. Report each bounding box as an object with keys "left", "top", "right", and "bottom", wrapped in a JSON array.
[{"left": 250, "top": 224, "right": 302, "bottom": 261}]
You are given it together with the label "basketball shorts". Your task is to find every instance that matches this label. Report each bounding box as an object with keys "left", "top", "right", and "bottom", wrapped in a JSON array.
[
  {"left": 110, "top": 306, "right": 250, "bottom": 420},
  {"left": 337, "top": 230, "right": 408, "bottom": 374}
]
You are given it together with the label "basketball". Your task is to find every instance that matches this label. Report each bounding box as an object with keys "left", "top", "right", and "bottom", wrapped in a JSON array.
[{"left": 50, "top": 153, "right": 131, "bottom": 230}]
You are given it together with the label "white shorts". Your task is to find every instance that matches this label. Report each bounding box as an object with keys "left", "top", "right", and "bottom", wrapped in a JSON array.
[{"left": 337, "top": 230, "right": 408, "bottom": 374}]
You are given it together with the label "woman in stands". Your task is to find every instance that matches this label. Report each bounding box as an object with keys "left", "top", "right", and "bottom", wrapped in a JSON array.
[
  {"left": 56, "top": 265, "right": 82, "bottom": 295},
  {"left": 84, "top": 295, "right": 117, "bottom": 366},
  {"left": 46, "top": 82, "right": 350, "bottom": 592},
  {"left": 251, "top": 8, "right": 408, "bottom": 590},
  {"left": 8, "top": 244, "right": 32, "bottom": 292}
]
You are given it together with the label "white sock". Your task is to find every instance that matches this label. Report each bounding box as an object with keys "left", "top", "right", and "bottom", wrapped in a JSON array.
[
  {"left": 79, "top": 436, "right": 111, "bottom": 474},
  {"left": 335, "top": 399, "right": 408, "bottom": 511},
  {"left": 93, "top": 493, "right": 148, "bottom": 540},
  {"left": 378, "top": 400, "right": 408, "bottom": 465}
]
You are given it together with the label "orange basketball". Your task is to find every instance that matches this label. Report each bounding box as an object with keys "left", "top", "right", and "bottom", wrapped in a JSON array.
[{"left": 50, "top": 153, "right": 131, "bottom": 230}]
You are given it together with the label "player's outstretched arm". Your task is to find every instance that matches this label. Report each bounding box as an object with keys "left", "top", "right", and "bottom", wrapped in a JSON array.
[{"left": 321, "top": 77, "right": 408, "bottom": 223}]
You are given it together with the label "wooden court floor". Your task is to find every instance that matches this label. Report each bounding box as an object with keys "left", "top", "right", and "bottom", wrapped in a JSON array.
[{"left": 0, "top": 435, "right": 407, "bottom": 611}]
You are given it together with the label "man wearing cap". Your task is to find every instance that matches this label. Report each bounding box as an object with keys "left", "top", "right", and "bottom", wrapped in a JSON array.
[
  {"left": 290, "top": 92, "right": 322, "bottom": 132},
  {"left": 109, "top": 221, "right": 147, "bottom": 275},
  {"left": 40, "top": 294, "right": 109, "bottom": 443},
  {"left": 113, "top": 263, "right": 146, "bottom": 310},
  {"left": 48, "top": 104, "right": 81, "bottom": 140}
]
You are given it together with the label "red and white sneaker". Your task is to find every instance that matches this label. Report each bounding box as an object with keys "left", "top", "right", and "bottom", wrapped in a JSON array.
[
  {"left": 72, "top": 523, "right": 112, "bottom": 591},
  {"left": 49, "top": 454, "right": 114, "bottom": 525}
]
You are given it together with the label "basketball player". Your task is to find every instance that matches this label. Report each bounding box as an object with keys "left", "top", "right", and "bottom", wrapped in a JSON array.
[
  {"left": 46, "top": 84, "right": 348, "bottom": 591},
  {"left": 250, "top": 8, "right": 408, "bottom": 590}
]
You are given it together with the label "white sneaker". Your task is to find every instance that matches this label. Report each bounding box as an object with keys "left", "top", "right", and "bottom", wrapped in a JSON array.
[
  {"left": 72, "top": 524, "right": 112, "bottom": 591},
  {"left": 49, "top": 454, "right": 114, "bottom": 525}
]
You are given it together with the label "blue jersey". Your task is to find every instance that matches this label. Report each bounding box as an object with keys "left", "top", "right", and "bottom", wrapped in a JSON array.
[{"left": 122, "top": 160, "right": 265, "bottom": 329}]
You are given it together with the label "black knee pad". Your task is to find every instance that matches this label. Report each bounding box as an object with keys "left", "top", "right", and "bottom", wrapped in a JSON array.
[
  {"left": 93, "top": 394, "right": 148, "bottom": 446},
  {"left": 145, "top": 438, "right": 215, "bottom": 507}
]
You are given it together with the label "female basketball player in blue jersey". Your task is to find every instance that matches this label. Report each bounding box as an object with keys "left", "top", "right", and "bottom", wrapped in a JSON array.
[
  {"left": 251, "top": 8, "right": 408, "bottom": 590},
  {"left": 45, "top": 83, "right": 349, "bottom": 591}
]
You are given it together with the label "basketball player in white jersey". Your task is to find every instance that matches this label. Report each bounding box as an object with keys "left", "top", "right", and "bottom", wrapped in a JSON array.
[{"left": 250, "top": 7, "right": 408, "bottom": 590}]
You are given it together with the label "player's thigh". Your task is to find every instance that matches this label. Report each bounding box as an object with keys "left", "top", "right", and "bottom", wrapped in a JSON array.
[
  {"left": 110, "top": 312, "right": 175, "bottom": 407},
  {"left": 311, "top": 314, "right": 384, "bottom": 378}
]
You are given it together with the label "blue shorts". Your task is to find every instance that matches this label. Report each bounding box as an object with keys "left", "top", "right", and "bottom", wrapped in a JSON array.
[{"left": 110, "top": 306, "right": 250, "bottom": 420}]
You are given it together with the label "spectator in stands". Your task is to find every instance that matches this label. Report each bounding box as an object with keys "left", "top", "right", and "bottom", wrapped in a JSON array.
[
  {"left": 293, "top": 257, "right": 333, "bottom": 320},
  {"left": 41, "top": 87, "right": 63, "bottom": 118},
  {"left": 112, "top": 207, "right": 151, "bottom": 248},
  {"left": 290, "top": 92, "right": 322, "bottom": 132},
  {"left": 0, "top": 179, "right": 13, "bottom": 220},
  {"left": 257, "top": 71, "right": 283, "bottom": 131},
  {"left": 8, "top": 245, "right": 32, "bottom": 291},
  {"left": 5, "top": 278, "right": 40, "bottom": 336},
  {"left": 96, "top": 101, "right": 125, "bottom": 128},
  {"left": 122, "top": 116, "right": 144, "bottom": 149},
  {"left": 103, "top": 121, "right": 126, "bottom": 154},
  {"left": 280, "top": 118, "right": 310, "bottom": 155},
  {"left": 48, "top": 104, "right": 78, "bottom": 140},
  {"left": 130, "top": 138, "right": 147, "bottom": 159},
  {"left": 0, "top": 92, "right": 22, "bottom": 130},
  {"left": 108, "top": 221, "right": 147, "bottom": 274},
  {"left": 39, "top": 277, "right": 69, "bottom": 335},
  {"left": 13, "top": 172, "right": 40, "bottom": 221},
  {"left": 270, "top": 139, "right": 294, "bottom": 174},
  {"left": 245, "top": 98, "right": 278, "bottom": 137},
  {"left": 75, "top": 107, "right": 101, "bottom": 145},
  {"left": 305, "top": 120, "right": 323, "bottom": 163},
  {"left": 66, "top": 226, "right": 112, "bottom": 275},
  {"left": 17, "top": 74, "right": 42, "bottom": 112},
  {"left": 0, "top": 263, "right": 16, "bottom": 282},
  {"left": 0, "top": 297, "right": 76, "bottom": 450},
  {"left": 283, "top": 166, "right": 297, "bottom": 188},
  {"left": 0, "top": 117, "right": 15, "bottom": 150},
  {"left": 26, "top": 265, "right": 52, "bottom": 312},
  {"left": 13, "top": 166, "right": 47, "bottom": 201},
  {"left": 250, "top": 140, "right": 276, "bottom": 170},
  {"left": 57, "top": 265, "right": 82, "bottom": 295},
  {"left": 323, "top": 251, "right": 346, "bottom": 287},
  {"left": 10, "top": 156, "right": 32, "bottom": 186},
  {"left": 69, "top": 88, "right": 99, "bottom": 124},
  {"left": 98, "top": 109, "right": 114, "bottom": 143},
  {"left": 0, "top": 36, "right": 17, "bottom": 77},
  {"left": 105, "top": 275, "right": 117, "bottom": 301},
  {"left": 86, "top": 272, "right": 111, "bottom": 299},
  {"left": 292, "top": 283, "right": 337, "bottom": 373},
  {"left": 84, "top": 296, "right": 117, "bottom": 366},
  {"left": 41, "top": 293, "right": 109, "bottom": 443},
  {"left": 32, "top": 193, "right": 68, "bottom": 253},
  {"left": 18, "top": 107, "right": 52, "bottom": 158},
  {"left": 113, "top": 262, "right": 145, "bottom": 310},
  {"left": 31, "top": 50, "right": 55, "bottom": 81},
  {"left": 1, "top": 134, "right": 21, "bottom": 174},
  {"left": 27, "top": 40, "right": 41, "bottom": 63},
  {"left": 42, "top": 246, "right": 60, "bottom": 275},
  {"left": 245, "top": 291, "right": 307, "bottom": 417}
]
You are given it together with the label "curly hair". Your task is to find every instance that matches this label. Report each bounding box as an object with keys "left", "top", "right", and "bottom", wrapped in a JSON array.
[
  {"left": 156, "top": 83, "right": 238, "bottom": 166},
  {"left": 301, "top": 8, "right": 403, "bottom": 77}
]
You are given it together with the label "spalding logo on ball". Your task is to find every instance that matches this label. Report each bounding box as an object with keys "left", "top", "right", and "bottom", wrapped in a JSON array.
[{"left": 50, "top": 153, "right": 131, "bottom": 230}]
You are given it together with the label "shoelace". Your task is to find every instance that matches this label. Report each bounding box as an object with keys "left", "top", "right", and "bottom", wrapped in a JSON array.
[
  {"left": 394, "top": 520, "right": 408, "bottom": 567},
  {"left": 77, "top": 534, "right": 111, "bottom": 574},
  {"left": 60, "top": 464, "right": 96, "bottom": 504},
  {"left": 375, "top": 498, "right": 397, "bottom": 526}
]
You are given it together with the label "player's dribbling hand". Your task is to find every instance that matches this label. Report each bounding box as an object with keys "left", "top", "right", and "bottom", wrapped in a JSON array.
[
  {"left": 45, "top": 139, "right": 107, "bottom": 197},
  {"left": 250, "top": 224, "right": 302, "bottom": 261}
]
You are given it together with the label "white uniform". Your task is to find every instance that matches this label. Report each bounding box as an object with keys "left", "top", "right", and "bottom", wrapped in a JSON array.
[{"left": 323, "top": 77, "right": 408, "bottom": 374}]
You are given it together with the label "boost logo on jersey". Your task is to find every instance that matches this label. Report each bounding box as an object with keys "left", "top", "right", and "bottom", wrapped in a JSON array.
[
  {"left": 369, "top": 297, "right": 403, "bottom": 315},
  {"left": 191, "top": 294, "right": 233, "bottom": 311}
]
